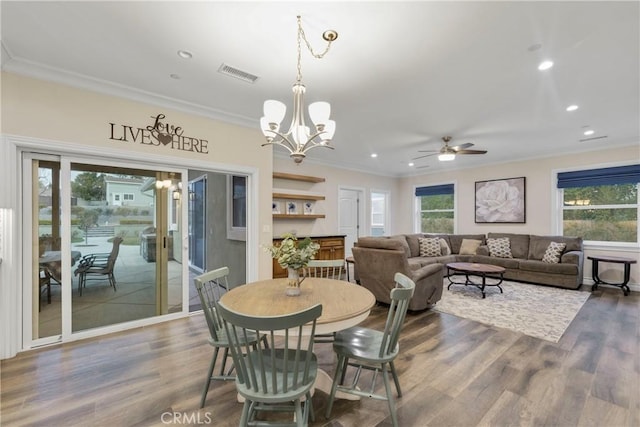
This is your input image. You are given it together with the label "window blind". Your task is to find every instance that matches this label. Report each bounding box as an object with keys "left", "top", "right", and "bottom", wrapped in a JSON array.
[
  {"left": 557, "top": 164, "right": 640, "bottom": 188},
  {"left": 415, "top": 183, "right": 454, "bottom": 197}
]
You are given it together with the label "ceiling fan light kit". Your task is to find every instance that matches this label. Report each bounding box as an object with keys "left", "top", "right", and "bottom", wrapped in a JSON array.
[
  {"left": 260, "top": 16, "right": 338, "bottom": 164},
  {"left": 413, "top": 136, "right": 487, "bottom": 164}
]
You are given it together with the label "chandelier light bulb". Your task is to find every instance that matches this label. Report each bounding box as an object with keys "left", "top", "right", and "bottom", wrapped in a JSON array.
[
  {"left": 309, "top": 101, "right": 331, "bottom": 125},
  {"left": 438, "top": 153, "right": 456, "bottom": 161}
]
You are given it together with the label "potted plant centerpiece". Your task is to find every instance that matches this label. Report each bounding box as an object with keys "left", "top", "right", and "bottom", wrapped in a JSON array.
[{"left": 265, "top": 233, "right": 320, "bottom": 296}]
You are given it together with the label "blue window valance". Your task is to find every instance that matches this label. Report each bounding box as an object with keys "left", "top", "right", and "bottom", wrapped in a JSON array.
[
  {"left": 415, "top": 184, "right": 454, "bottom": 197},
  {"left": 557, "top": 164, "right": 640, "bottom": 189}
]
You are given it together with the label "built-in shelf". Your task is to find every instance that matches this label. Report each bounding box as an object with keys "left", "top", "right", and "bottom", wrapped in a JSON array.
[
  {"left": 272, "top": 193, "right": 325, "bottom": 201},
  {"left": 272, "top": 171, "right": 325, "bottom": 220},
  {"left": 273, "top": 172, "right": 325, "bottom": 183}
]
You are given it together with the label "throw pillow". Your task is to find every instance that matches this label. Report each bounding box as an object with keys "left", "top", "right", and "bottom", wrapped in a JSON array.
[
  {"left": 542, "top": 241, "right": 566, "bottom": 263},
  {"left": 419, "top": 237, "right": 442, "bottom": 257},
  {"left": 487, "top": 237, "right": 513, "bottom": 258},
  {"left": 440, "top": 238, "right": 452, "bottom": 255},
  {"left": 459, "top": 239, "right": 482, "bottom": 255}
]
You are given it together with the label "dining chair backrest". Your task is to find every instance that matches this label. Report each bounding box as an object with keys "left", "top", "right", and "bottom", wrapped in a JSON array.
[
  {"left": 379, "top": 272, "right": 415, "bottom": 359},
  {"left": 217, "top": 301, "right": 322, "bottom": 397},
  {"left": 194, "top": 267, "right": 231, "bottom": 342},
  {"left": 304, "top": 259, "right": 345, "bottom": 280}
]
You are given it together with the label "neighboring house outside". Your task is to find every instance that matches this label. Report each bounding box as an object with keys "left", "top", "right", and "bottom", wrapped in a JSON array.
[{"left": 105, "top": 177, "right": 153, "bottom": 207}]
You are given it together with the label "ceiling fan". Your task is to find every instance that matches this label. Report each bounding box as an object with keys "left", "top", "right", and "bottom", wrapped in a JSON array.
[{"left": 413, "top": 136, "right": 487, "bottom": 162}]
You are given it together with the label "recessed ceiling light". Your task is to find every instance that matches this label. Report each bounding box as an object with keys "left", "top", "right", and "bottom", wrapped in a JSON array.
[
  {"left": 566, "top": 105, "right": 579, "bottom": 112},
  {"left": 177, "top": 50, "right": 193, "bottom": 59},
  {"left": 371, "top": 153, "right": 378, "bottom": 158},
  {"left": 408, "top": 162, "right": 414, "bottom": 167},
  {"left": 583, "top": 130, "right": 595, "bottom": 136},
  {"left": 538, "top": 60, "right": 554, "bottom": 70}
]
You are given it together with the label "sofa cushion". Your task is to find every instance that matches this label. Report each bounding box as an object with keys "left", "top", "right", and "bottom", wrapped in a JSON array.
[
  {"left": 487, "top": 237, "right": 513, "bottom": 258},
  {"left": 357, "top": 237, "right": 403, "bottom": 251},
  {"left": 471, "top": 254, "right": 521, "bottom": 269},
  {"left": 404, "top": 233, "right": 426, "bottom": 257},
  {"left": 419, "top": 237, "right": 442, "bottom": 257},
  {"left": 388, "top": 235, "right": 411, "bottom": 258},
  {"left": 448, "top": 234, "right": 486, "bottom": 254},
  {"left": 440, "top": 238, "right": 452, "bottom": 255},
  {"left": 487, "top": 233, "right": 529, "bottom": 259},
  {"left": 542, "top": 242, "right": 566, "bottom": 263},
  {"left": 528, "top": 235, "right": 583, "bottom": 260},
  {"left": 459, "top": 239, "right": 482, "bottom": 255},
  {"left": 519, "top": 259, "right": 578, "bottom": 275}
]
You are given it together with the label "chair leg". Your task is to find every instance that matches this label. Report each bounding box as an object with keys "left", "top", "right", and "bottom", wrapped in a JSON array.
[
  {"left": 325, "top": 354, "right": 347, "bottom": 419},
  {"left": 381, "top": 362, "right": 398, "bottom": 427},
  {"left": 239, "top": 400, "right": 251, "bottom": 427},
  {"left": 294, "top": 399, "right": 304, "bottom": 427},
  {"left": 390, "top": 361, "right": 402, "bottom": 397},
  {"left": 47, "top": 282, "right": 51, "bottom": 304},
  {"left": 109, "top": 272, "right": 117, "bottom": 291},
  {"left": 306, "top": 391, "right": 315, "bottom": 423},
  {"left": 200, "top": 347, "right": 220, "bottom": 408}
]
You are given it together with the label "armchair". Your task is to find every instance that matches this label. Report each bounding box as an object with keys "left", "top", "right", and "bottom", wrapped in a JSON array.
[{"left": 352, "top": 239, "right": 443, "bottom": 311}]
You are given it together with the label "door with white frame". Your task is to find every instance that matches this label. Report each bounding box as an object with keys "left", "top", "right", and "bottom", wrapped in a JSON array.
[
  {"left": 338, "top": 187, "right": 365, "bottom": 257},
  {"left": 23, "top": 152, "right": 185, "bottom": 346}
]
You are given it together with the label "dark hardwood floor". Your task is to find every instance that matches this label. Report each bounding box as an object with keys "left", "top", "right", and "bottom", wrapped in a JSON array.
[{"left": 1, "top": 286, "right": 638, "bottom": 426}]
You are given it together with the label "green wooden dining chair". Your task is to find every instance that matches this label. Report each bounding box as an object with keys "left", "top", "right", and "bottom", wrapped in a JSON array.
[
  {"left": 303, "top": 259, "right": 346, "bottom": 344},
  {"left": 325, "top": 272, "right": 415, "bottom": 427},
  {"left": 217, "top": 301, "right": 323, "bottom": 427},
  {"left": 303, "top": 259, "right": 345, "bottom": 281},
  {"left": 194, "top": 267, "right": 268, "bottom": 409}
]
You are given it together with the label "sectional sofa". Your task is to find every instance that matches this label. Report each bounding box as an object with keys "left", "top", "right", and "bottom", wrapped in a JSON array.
[{"left": 352, "top": 232, "right": 584, "bottom": 310}]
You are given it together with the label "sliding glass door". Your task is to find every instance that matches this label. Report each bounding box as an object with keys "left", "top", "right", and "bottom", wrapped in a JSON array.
[{"left": 25, "top": 153, "right": 184, "bottom": 343}]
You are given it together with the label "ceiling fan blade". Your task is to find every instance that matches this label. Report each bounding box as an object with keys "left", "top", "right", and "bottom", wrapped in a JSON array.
[
  {"left": 412, "top": 153, "right": 438, "bottom": 160},
  {"left": 416, "top": 165, "right": 430, "bottom": 169},
  {"left": 417, "top": 150, "right": 439, "bottom": 153},
  {"left": 451, "top": 142, "right": 474, "bottom": 151},
  {"left": 456, "top": 149, "right": 487, "bottom": 155}
]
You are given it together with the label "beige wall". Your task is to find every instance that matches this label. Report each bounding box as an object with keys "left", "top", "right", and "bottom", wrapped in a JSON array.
[
  {"left": 398, "top": 147, "right": 640, "bottom": 285},
  {"left": 1, "top": 72, "right": 274, "bottom": 279},
  {"left": 272, "top": 157, "right": 399, "bottom": 238}
]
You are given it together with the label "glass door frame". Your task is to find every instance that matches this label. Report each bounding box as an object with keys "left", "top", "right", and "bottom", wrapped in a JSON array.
[{"left": 21, "top": 151, "right": 189, "bottom": 348}]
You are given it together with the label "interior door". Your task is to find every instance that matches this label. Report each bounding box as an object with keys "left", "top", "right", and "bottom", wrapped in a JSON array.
[{"left": 338, "top": 188, "right": 363, "bottom": 257}]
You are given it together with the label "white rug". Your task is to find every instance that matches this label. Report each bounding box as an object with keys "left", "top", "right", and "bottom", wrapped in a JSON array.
[{"left": 434, "top": 279, "right": 590, "bottom": 343}]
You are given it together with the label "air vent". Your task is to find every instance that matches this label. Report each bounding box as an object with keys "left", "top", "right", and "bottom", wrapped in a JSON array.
[
  {"left": 218, "top": 63, "right": 259, "bottom": 83},
  {"left": 579, "top": 135, "right": 608, "bottom": 142}
]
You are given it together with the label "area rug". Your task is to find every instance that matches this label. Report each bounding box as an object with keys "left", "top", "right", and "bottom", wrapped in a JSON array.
[{"left": 433, "top": 279, "right": 590, "bottom": 343}]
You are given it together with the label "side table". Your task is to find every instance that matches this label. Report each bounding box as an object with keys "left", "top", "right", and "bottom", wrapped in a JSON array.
[{"left": 588, "top": 255, "right": 636, "bottom": 296}]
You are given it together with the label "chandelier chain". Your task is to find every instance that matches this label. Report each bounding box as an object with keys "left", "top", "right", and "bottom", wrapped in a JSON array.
[{"left": 296, "top": 15, "right": 334, "bottom": 82}]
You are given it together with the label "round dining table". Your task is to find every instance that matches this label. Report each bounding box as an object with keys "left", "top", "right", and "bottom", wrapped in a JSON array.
[{"left": 220, "top": 277, "right": 376, "bottom": 400}]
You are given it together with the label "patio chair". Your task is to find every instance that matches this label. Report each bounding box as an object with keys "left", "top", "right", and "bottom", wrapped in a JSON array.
[
  {"left": 75, "top": 236, "right": 123, "bottom": 295},
  {"left": 194, "top": 267, "right": 268, "bottom": 409},
  {"left": 218, "top": 300, "right": 323, "bottom": 427},
  {"left": 325, "top": 272, "right": 415, "bottom": 427}
]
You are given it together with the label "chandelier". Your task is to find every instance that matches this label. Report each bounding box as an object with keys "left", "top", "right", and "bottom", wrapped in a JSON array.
[{"left": 260, "top": 16, "right": 338, "bottom": 163}]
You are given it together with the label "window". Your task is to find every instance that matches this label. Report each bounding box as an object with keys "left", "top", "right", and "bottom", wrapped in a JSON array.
[
  {"left": 557, "top": 164, "right": 640, "bottom": 244},
  {"left": 123, "top": 193, "right": 134, "bottom": 201},
  {"left": 415, "top": 183, "right": 455, "bottom": 233},
  {"left": 227, "top": 175, "right": 247, "bottom": 241},
  {"left": 370, "top": 191, "right": 389, "bottom": 236}
]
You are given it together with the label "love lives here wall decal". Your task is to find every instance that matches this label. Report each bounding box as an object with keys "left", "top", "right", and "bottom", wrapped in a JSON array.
[{"left": 109, "top": 113, "right": 209, "bottom": 154}]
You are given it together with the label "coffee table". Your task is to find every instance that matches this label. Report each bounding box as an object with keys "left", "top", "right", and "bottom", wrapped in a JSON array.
[{"left": 446, "top": 262, "right": 506, "bottom": 298}]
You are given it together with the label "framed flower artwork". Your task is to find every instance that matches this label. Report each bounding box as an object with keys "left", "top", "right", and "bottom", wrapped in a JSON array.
[{"left": 475, "top": 176, "right": 526, "bottom": 223}]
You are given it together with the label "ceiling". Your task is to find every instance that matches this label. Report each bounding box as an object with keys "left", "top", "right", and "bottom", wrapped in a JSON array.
[{"left": 2, "top": 1, "right": 639, "bottom": 177}]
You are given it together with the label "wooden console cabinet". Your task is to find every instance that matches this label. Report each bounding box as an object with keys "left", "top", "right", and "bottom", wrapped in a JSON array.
[{"left": 272, "top": 235, "right": 345, "bottom": 278}]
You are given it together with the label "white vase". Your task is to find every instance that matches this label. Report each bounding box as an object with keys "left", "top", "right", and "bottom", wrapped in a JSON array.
[{"left": 286, "top": 267, "right": 301, "bottom": 296}]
